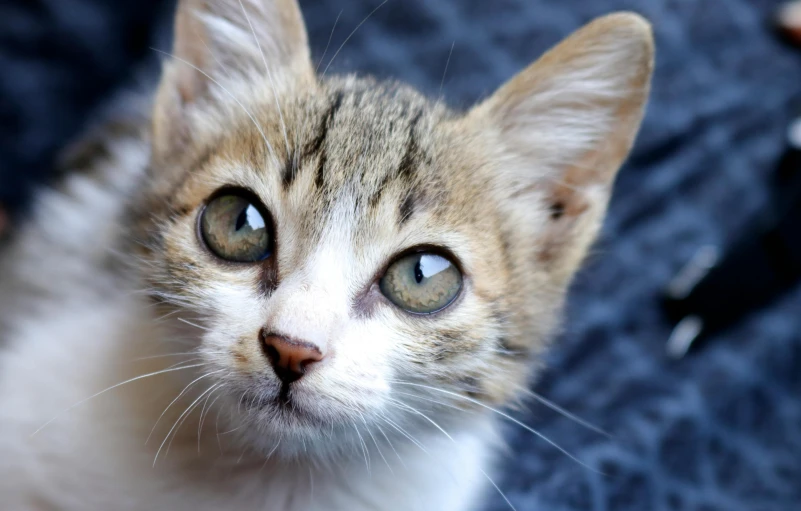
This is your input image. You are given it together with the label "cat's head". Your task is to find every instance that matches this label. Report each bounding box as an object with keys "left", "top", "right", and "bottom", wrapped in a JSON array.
[{"left": 132, "top": 0, "right": 653, "bottom": 459}]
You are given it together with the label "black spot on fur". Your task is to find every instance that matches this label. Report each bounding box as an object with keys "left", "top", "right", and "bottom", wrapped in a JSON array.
[
  {"left": 314, "top": 152, "right": 327, "bottom": 191},
  {"left": 550, "top": 201, "right": 565, "bottom": 220},
  {"left": 432, "top": 331, "right": 465, "bottom": 361},
  {"left": 171, "top": 204, "right": 192, "bottom": 216},
  {"left": 62, "top": 140, "right": 112, "bottom": 175},
  {"left": 399, "top": 191, "right": 415, "bottom": 225},
  {"left": 282, "top": 152, "right": 299, "bottom": 188},
  {"left": 303, "top": 90, "right": 345, "bottom": 190},
  {"left": 396, "top": 109, "right": 424, "bottom": 180},
  {"left": 369, "top": 173, "right": 392, "bottom": 208},
  {"left": 305, "top": 91, "right": 344, "bottom": 156},
  {"left": 259, "top": 259, "right": 280, "bottom": 297},
  {"left": 460, "top": 376, "right": 483, "bottom": 399},
  {"left": 498, "top": 337, "right": 529, "bottom": 359},
  {"left": 497, "top": 227, "right": 516, "bottom": 275}
]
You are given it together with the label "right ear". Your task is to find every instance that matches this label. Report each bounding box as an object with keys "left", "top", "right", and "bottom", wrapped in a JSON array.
[
  {"left": 465, "top": 13, "right": 653, "bottom": 283},
  {"left": 152, "top": 0, "right": 313, "bottom": 160}
]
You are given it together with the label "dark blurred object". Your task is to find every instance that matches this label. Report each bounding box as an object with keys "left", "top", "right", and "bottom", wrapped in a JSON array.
[
  {"left": 663, "top": 1, "right": 801, "bottom": 358},
  {"left": 663, "top": 112, "right": 801, "bottom": 358},
  {"left": 0, "top": 204, "right": 7, "bottom": 239},
  {"left": 0, "top": 0, "right": 173, "bottom": 226},
  {"left": 777, "top": 1, "right": 801, "bottom": 45}
]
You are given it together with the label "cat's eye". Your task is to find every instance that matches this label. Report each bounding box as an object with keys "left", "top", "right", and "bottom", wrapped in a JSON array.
[
  {"left": 379, "top": 252, "right": 462, "bottom": 314},
  {"left": 199, "top": 192, "right": 272, "bottom": 262}
]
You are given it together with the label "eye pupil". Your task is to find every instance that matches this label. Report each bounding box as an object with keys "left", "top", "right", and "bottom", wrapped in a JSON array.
[
  {"left": 235, "top": 209, "right": 247, "bottom": 231},
  {"left": 414, "top": 261, "right": 424, "bottom": 284}
]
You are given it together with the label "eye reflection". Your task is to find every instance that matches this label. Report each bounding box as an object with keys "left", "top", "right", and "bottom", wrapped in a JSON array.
[
  {"left": 244, "top": 205, "right": 265, "bottom": 231},
  {"left": 417, "top": 254, "right": 452, "bottom": 281}
]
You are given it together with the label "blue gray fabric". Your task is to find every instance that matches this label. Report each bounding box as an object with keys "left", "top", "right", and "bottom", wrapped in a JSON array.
[{"left": 1, "top": 0, "right": 800, "bottom": 510}]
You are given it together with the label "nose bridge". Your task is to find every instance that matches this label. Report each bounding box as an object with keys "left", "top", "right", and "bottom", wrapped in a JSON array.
[{"left": 267, "top": 247, "right": 350, "bottom": 349}]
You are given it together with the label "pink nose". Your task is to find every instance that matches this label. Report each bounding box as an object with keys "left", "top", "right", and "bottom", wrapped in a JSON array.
[{"left": 260, "top": 331, "right": 324, "bottom": 384}]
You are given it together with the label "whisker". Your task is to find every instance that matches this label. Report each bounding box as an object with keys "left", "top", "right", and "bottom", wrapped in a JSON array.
[
  {"left": 391, "top": 381, "right": 599, "bottom": 473},
  {"left": 359, "top": 411, "right": 392, "bottom": 474},
  {"left": 238, "top": 389, "right": 248, "bottom": 415},
  {"left": 388, "top": 398, "right": 518, "bottom": 511},
  {"left": 198, "top": 384, "right": 226, "bottom": 452},
  {"left": 351, "top": 421, "right": 371, "bottom": 474},
  {"left": 374, "top": 421, "right": 405, "bottom": 468},
  {"left": 167, "top": 381, "right": 225, "bottom": 458},
  {"left": 150, "top": 48, "right": 280, "bottom": 169},
  {"left": 480, "top": 467, "right": 518, "bottom": 511},
  {"left": 322, "top": 0, "right": 390, "bottom": 78},
  {"left": 315, "top": 10, "right": 343, "bottom": 74},
  {"left": 237, "top": 445, "right": 249, "bottom": 464},
  {"left": 31, "top": 362, "right": 208, "bottom": 437},
  {"left": 308, "top": 464, "right": 315, "bottom": 506},
  {"left": 392, "top": 389, "right": 463, "bottom": 413},
  {"left": 237, "top": 0, "right": 291, "bottom": 158},
  {"left": 260, "top": 436, "right": 282, "bottom": 471},
  {"left": 217, "top": 423, "right": 246, "bottom": 436},
  {"left": 378, "top": 414, "right": 427, "bottom": 454},
  {"left": 523, "top": 389, "right": 611, "bottom": 438},
  {"left": 386, "top": 398, "right": 452, "bottom": 441},
  {"left": 215, "top": 397, "right": 226, "bottom": 453},
  {"left": 193, "top": 24, "right": 235, "bottom": 82},
  {"left": 176, "top": 317, "right": 211, "bottom": 332},
  {"left": 152, "top": 308, "right": 182, "bottom": 323},
  {"left": 162, "top": 358, "right": 208, "bottom": 370},
  {"left": 147, "top": 369, "right": 225, "bottom": 444},
  {"left": 154, "top": 382, "right": 220, "bottom": 466},
  {"left": 397, "top": 380, "right": 609, "bottom": 438},
  {"left": 439, "top": 41, "right": 455, "bottom": 97},
  {"left": 128, "top": 351, "right": 208, "bottom": 362}
]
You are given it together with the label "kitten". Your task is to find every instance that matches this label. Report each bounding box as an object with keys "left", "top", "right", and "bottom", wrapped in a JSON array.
[{"left": 0, "top": 1, "right": 653, "bottom": 510}]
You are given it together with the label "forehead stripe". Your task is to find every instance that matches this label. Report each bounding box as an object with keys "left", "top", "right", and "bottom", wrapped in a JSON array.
[
  {"left": 396, "top": 108, "right": 423, "bottom": 181},
  {"left": 281, "top": 90, "right": 345, "bottom": 191}
]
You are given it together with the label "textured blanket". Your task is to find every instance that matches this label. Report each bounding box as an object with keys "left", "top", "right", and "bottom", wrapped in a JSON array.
[{"left": 1, "top": 1, "right": 800, "bottom": 510}]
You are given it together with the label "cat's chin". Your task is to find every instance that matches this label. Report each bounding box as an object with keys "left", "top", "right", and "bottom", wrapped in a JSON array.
[
  {"left": 219, "top": 383, "right": 378, "bottom": 460},
  {"left": 228, "top": 406, "right": 369, "bottom": 462}
]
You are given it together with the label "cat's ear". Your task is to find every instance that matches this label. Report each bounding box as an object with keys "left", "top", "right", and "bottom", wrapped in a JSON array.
[
  {"left": 468, "top": 13, "right": 654, "bottom": 281},
  {"left": 153, "top": 0, "right": 312, "bottom": 157}
]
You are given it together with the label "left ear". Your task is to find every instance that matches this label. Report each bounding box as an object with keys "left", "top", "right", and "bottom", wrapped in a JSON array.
[
  {"left": 468, "top": 13, "right": 654, "bottom": 280},
  {"left": 152, "top": 0, "right": 313, "bottom": 163}
]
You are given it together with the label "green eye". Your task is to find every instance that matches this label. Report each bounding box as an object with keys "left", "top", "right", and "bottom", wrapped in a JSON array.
[
  {"left": 379, "top": 252, "right": 462, "bottom": 314},
  {"left": 200, "top": 192, "right": 271, "bottom": 262}
]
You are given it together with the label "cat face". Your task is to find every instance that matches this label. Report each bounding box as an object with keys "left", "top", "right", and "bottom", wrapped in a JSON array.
[{"left": 131, "top": 0, "right": 653, "bottom": 459}]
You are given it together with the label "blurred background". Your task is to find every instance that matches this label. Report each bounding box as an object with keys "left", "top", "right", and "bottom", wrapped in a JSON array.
[{"left": 1, "top": 0, "right": 800, "bottom": 510}]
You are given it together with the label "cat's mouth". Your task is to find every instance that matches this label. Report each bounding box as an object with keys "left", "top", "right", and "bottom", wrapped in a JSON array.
[
  {"left": 242, "top": 384, "right": 328, "bottom": 425},
  {"left": 232, "top": 377, "right": 372, "bottom": 436}
]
